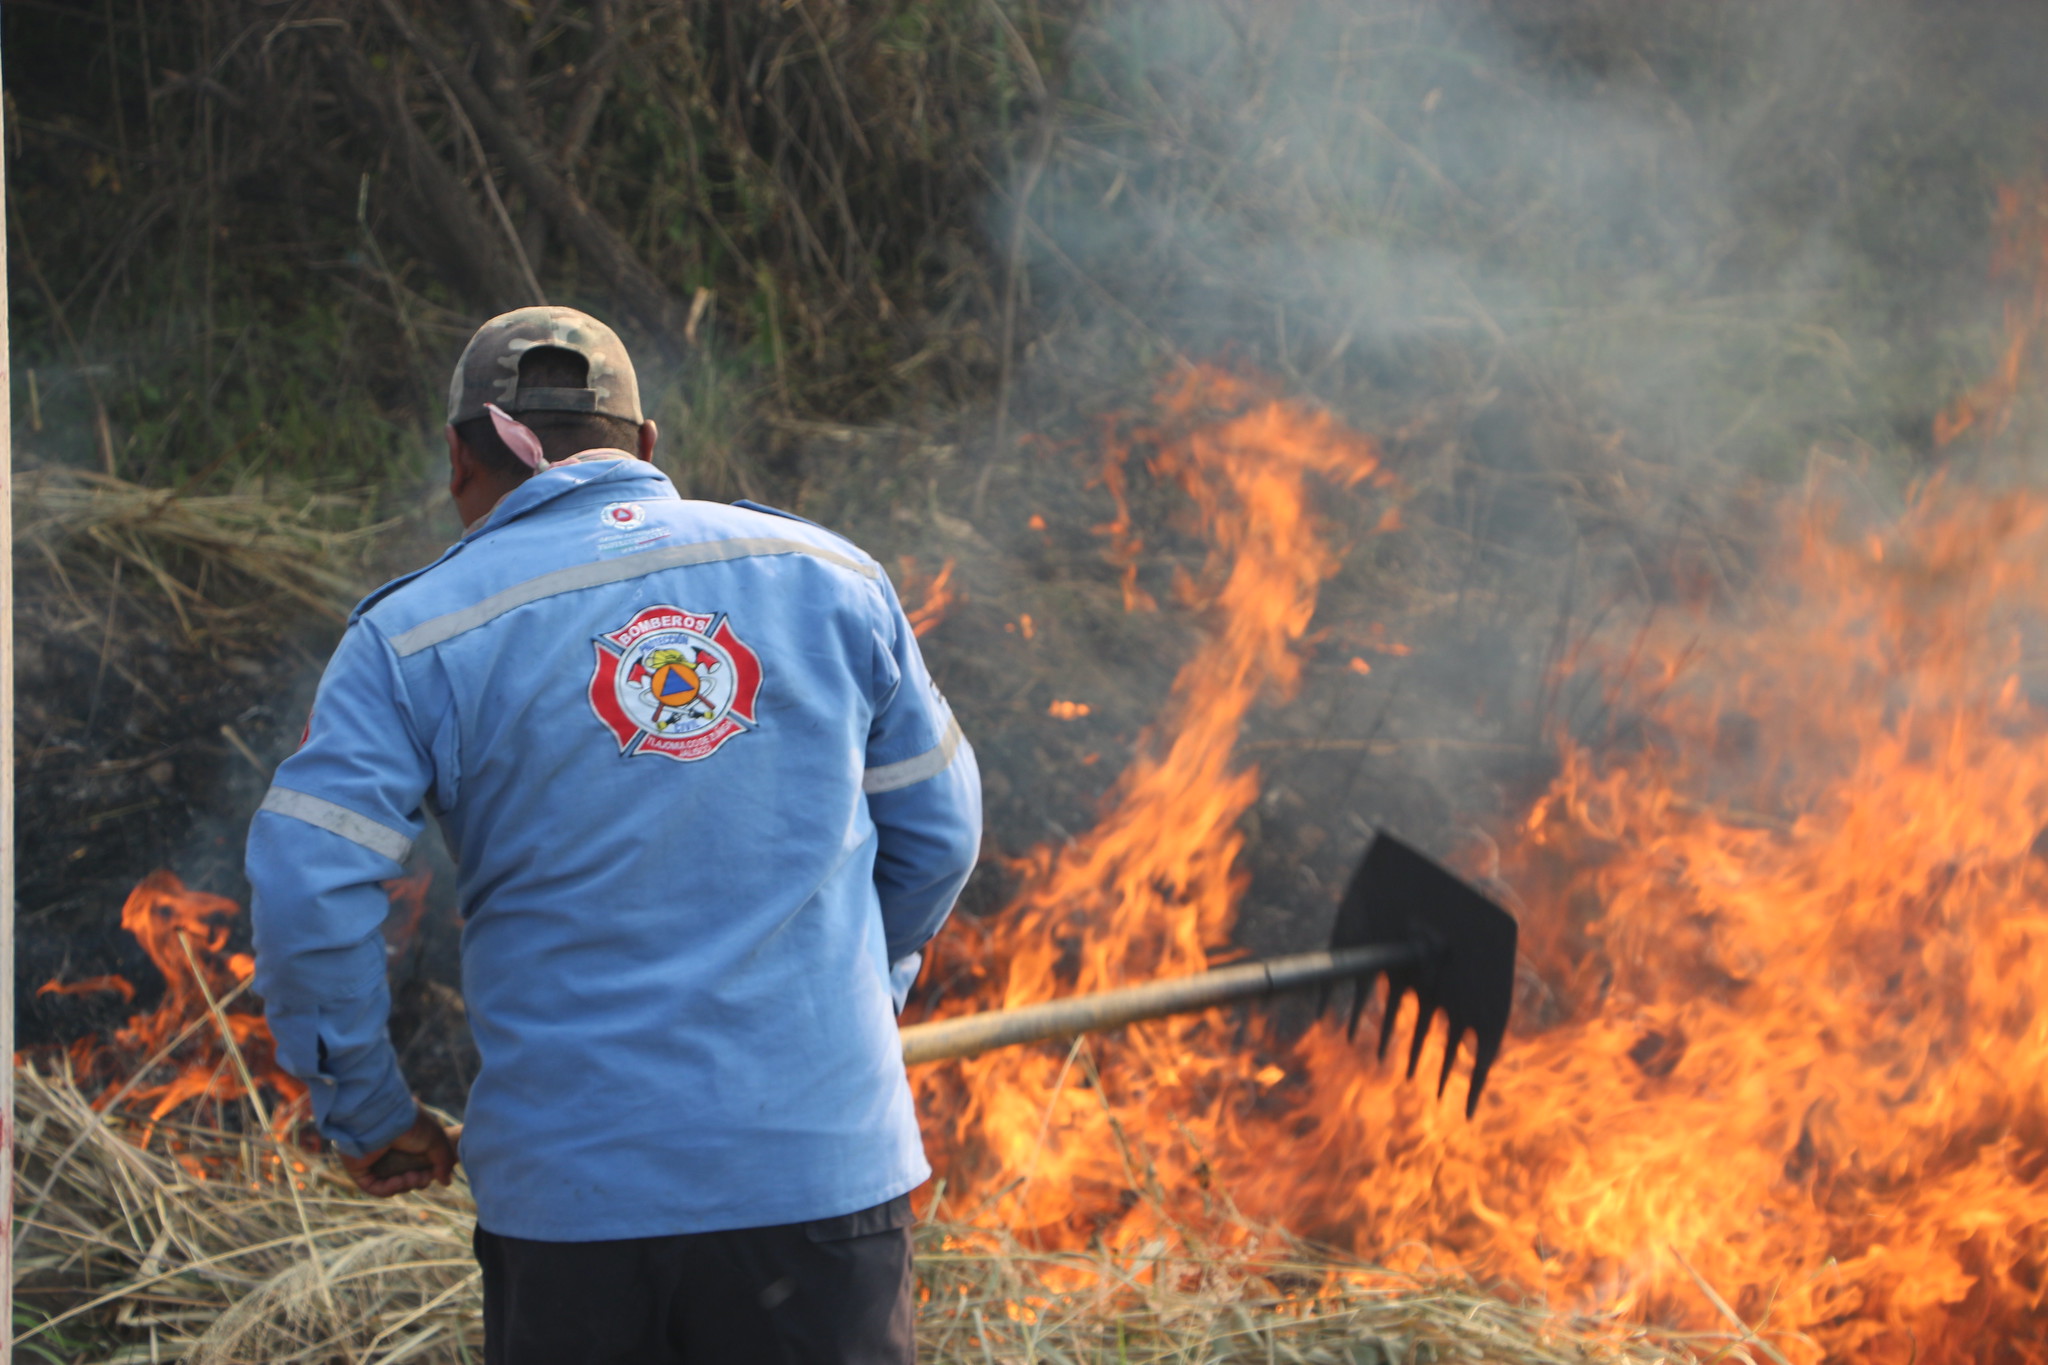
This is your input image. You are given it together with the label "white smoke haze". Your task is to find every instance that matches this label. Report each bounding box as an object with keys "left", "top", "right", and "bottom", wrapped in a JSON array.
[
  {"left": 1012, "top": 0, "right": 2007, "bottom": 460},
  {"left": 930, "top": 0, "right": 2043, "bottom": 907}
]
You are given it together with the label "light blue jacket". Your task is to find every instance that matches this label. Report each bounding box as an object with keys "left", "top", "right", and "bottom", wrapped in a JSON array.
[{"left": 246, "top": 455, "right": 981, "bottom": 1240}]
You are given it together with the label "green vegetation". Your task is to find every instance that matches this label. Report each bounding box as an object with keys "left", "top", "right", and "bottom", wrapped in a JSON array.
[
  {"left": 11, "top": 2, "right": 2031, "bottom": 498},
  {"left": 7, "top": 0, "right": 1031, "bottom": 495}
]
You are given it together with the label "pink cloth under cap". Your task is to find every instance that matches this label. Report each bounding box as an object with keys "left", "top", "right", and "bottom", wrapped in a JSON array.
[{"left": 486, "top": 403, "right": 549, "bottom": 472}]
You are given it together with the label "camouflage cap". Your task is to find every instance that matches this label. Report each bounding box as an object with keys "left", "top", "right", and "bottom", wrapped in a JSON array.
[{"left": 445, "top": 305, "right": 644, "bottom": 427}]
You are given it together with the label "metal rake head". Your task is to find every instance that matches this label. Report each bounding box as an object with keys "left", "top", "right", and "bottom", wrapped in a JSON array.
[{"left": 1327, "top": 831, "right": 1518, "bottom": 1117}]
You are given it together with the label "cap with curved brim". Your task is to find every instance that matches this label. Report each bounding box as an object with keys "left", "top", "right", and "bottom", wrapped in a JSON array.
[{"left": 447, "top": 305, "right": 643, "bottom": 427}]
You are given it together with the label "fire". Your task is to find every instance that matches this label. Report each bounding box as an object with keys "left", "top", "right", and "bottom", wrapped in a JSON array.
[
  {"left": 36, "top": 871, "right": 306, "bottom": 1140},
  {"left": 1470, "top": 477, "right": 2048, "bottom": 1358},
  {"left": 916, "top": 363, "right": 2048, "bottom": 1360},
  {"left": 916, "top": 364, "right": 1389, "bottom": 1245},
  {"left": 37, "top": 974, "right": 136, "bottom": 1004},
  {"left": 900, "top": 555, "right": 959, "bottom": 638},
  {"left": 39, "top": 867, "right": 443, "bottom": 1145},
  {"left": 383, "top": 868, "right": 435, "bottom": 960},
  {"left": 1936, "top": 179, "right": 2048, "bottom": 447}
]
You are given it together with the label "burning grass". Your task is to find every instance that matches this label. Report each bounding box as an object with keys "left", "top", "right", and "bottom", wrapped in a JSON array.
[
  {"left": 907, "top": 360, "right": 2048, "bottom": 1361},
  {"left": 1, "top": 365, "right": 1760, "bottom": 1363},
  {"left": 12, "top": 1063, "right": 1725, "bottom": 1365}
]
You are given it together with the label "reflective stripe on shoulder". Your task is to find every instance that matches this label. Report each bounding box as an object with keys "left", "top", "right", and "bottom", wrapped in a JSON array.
[
  {"left": 863, "top": 715, "right": 965, "bottom": 794},
  {"left": 387, "top": 536, "right": 879, "bottom": 657},
  {"left": 259, "top": 787, "right": 414, "bottom": 863}
]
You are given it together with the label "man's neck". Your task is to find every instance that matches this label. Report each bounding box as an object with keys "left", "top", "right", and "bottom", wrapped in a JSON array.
[{"left": 459, "top": 450, "right": 640, "bottom": 532}]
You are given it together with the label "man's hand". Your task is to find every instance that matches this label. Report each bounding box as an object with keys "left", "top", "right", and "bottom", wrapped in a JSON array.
[{"left": 338, "top": 1106, "right": 459, "bottom": 1197}]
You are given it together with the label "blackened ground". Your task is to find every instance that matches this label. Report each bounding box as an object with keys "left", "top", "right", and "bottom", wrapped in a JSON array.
[
  {"left": 12, "top": 495, "right": 474, "bottom": 1083},
  {"left": 15, "top": 609, "right": 333, "bottom": 1049}
]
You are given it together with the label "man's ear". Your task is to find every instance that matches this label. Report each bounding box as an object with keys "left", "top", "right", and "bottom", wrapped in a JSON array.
[
  {"left": 447, "top": 424, "right": 479, "bottom": 497},
  {"left": 637, "top": 419, "right": 659, "bottom": 463}
]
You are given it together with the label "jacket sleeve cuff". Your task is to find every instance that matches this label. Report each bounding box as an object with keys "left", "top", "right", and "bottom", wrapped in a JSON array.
[
  {"left": 271, "top": 1002, "right": 418, "bottom": 1157},
  {"left": 322, "top": 1073, "right": 419, "bottom": 1158}
]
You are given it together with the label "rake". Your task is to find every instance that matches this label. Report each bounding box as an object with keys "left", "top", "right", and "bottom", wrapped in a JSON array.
[{"left": 899, "top": 830, "right": 1518, "bottom": 1116}]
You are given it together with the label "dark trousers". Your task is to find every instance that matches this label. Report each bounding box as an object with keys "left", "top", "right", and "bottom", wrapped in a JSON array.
[{"left": 474, "top": 1196, "right": 915, "bottom": 1365}]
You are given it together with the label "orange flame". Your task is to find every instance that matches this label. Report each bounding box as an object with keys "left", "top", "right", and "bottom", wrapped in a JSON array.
[
  {"left": 917, "top": 365, "right": 1386, "bottom": 1246},
  {"left": 1447, "top": 477, "right": 2048, "bottom": 1359},
  {"left": 382, "top": 868, "right": 435, "bottom": 960},
  {"left": 38, "top": 870, "right": 441, "bottom": 1155},
  {"left": 917, "top": 363, "right": 2048, "bottom": 1360},
  {"left": 37, "top": 974, "right": 136, "bottom": 1004},
  {"left": 55, "top": 870, "right": 308, "bottom": 1133},
  {"left": 1935, "top": 180, "right": 2048, "bottom": 447},
  {"left": 901, "top": 556, "right": 959, "bottom": 638}
]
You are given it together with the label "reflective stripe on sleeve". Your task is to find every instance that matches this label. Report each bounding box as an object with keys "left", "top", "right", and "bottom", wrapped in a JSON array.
[
  {"left": 863, "top": 715, "right": 964, "bottom": 794},
  {"left": 259, "top": 787, "right": 414, "bottom": 863},
  {"left": 388, "top": 536, "right": 879, "bottom": 657}
]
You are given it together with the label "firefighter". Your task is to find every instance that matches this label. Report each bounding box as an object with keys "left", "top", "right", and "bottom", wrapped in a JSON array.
[{"left": 246, "top": 305, "right": 981, "bottom": 1364}]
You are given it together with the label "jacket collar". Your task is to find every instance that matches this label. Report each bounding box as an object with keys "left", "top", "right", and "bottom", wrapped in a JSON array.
[
  {"left": 352, "top": 457, "right": 680, "bottom": 625},
  {"left": 464, "top": 453, "right": 677, "bottom": 541}
]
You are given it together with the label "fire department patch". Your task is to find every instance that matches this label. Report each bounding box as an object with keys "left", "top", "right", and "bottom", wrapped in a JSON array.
[{"left": 588, "top": 605, "right": 763, "bottom": 762}]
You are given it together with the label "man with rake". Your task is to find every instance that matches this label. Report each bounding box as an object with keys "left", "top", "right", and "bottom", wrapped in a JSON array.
[{"left": 246, "top": 305, "right": 983, "bottom": 1363}]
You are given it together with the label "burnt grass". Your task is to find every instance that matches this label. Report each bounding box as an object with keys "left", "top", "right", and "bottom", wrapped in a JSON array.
[{"left": 14, "top": 612, "right": 324, "bottom": 1050}]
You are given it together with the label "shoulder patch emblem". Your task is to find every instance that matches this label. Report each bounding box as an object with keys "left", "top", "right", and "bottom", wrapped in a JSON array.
[
  {"left": 601, "top": 501, "right": 646, "bottom": 531},
  {"left": 588, "top": 605, "right": 763, "bottom": 761}
]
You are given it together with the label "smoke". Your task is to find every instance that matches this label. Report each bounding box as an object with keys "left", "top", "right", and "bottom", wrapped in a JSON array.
[
  {"left": 1017, "top": 0, "right": 2033, "bottom": 460},
  {"left": 941, "top": 0, "right": 2048, "bottom": 939},
  {"left": 893, "top": 10, "right": 2048, "bottom": 1343}
]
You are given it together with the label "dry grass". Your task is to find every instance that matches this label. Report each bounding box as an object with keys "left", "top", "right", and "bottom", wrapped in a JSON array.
[
  {"left": 13, "top": 1063, "right": 1733, "bottom": 1365},
  {"left": 14, "top": 468, "right": 380, "bottom": 641},
  {"left": 14, "top": 1064, "right": 475, "bottom": 1365}
]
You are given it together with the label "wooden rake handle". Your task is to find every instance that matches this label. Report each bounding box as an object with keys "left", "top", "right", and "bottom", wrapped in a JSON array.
[{"left": 897, "top": 943, "right": 1423, "bottom": 1065}]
